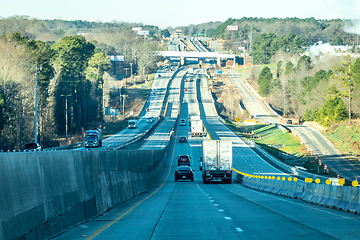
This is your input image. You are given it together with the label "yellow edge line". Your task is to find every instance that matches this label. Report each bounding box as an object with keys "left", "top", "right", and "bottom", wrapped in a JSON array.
[{"left": 86, "top": 138, "right": 176, "bottom": 239}]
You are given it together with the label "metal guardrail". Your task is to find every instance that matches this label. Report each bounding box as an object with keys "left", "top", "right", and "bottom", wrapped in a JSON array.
[{"left": 45, "top": 141, "right": 85, "bottom": 151}]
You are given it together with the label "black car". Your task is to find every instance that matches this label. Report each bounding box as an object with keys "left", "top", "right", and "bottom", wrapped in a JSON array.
[
  {"left": 175, "top": 165, "right": 194, "bottom": 181},
  {"left": 179, "top": 136, "right": 187, "bottom": 143},
  {"left": 25, "top": 142, "right": 42, "bottom": 151},
  {"left": 180, "top": 119, "right": 186, "bottom": 126}
]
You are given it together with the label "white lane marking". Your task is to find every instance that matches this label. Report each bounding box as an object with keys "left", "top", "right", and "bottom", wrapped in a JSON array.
[
  {"left": 210, "top": 200, "right": 214, "bottom": 202},
  {"left": 232, "top": 184, "right": 351, "bottom": 219},
  {"left": 224, "top": 217, "right": 232, "bottom": 220},
  {"left": 236, "top": 227, "right": 244, "bottom": 232},
  {"left": 219, "top": 209, "right": 224, "bottom": 212},
  {"left": 214, "top": 204, "right": 219, "bottom": 206}
]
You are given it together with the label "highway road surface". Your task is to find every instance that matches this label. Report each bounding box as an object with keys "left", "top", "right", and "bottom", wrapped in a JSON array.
[{"left": 53, "top": 70, "right": 360, "bottom": 240}]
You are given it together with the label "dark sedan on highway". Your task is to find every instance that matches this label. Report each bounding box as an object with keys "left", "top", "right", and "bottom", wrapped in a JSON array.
[{"left": 175, "top": 165, "right": 194, "bottom": 181}]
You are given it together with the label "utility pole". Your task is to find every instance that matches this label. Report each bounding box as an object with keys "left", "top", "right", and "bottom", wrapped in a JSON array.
[
  {"left": 61, "top": 94, "right": 71, "bottom": 139},
  {"left": 120, "top": 94, "right": 128, "bottom": 115},
  {"left": 34, "top": 65, "right": 41, "bottom": 143},
  {"left": 130, "top": 63, "right": 134, "bottom": 85},
  {"left": 14, "top": 97, "right": 23, "bottom": 149},
  {"left": 19, "top": 100, "right": 23, "bottom": 150},
  {"left": 234, "top": 42, "right": 241, "bottom": 54},
  {"left": 249, "top": 26, "right": 252, "bottom": 54},
  {"left": 124, "top": 67, "right": 129, "bottom": 88},
  {"left": 348, "top": 65, "right": 352, "bottom": 125}
]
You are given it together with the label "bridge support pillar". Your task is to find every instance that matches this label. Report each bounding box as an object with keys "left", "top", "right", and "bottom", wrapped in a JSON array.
[
  {"left": 217, "top": 57, "right": 221, "bottom": 67},
  {"left": 180, "top": 56, "right": 185, "bottom": 65}
]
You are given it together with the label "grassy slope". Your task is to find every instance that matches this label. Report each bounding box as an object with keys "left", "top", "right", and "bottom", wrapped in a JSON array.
[
  {"left": 230, "top": 122, "right": 306, "bottom": 157},
  {"left": 322, "top": 125, "right": 360, "bottom": 156},
  {"left": 226, "top": 121, "right": 335, "bottom": 175}
]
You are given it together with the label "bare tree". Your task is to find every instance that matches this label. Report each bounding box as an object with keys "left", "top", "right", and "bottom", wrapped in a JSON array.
[{"left": 0, "top": 38, "right": 35, "bottom": 149}]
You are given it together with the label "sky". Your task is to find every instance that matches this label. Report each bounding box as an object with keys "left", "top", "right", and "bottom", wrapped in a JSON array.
[{"left": 1, "top": 0, "right": 359, "bottom": 28}]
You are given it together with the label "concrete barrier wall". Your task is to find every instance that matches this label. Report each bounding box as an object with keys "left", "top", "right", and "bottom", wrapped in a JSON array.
[
  {"left": 0, "top": 145, "right": 169, "bottom": 240},
  {"left": 234, "top": 171, "right": 360, "bottom": 216}
]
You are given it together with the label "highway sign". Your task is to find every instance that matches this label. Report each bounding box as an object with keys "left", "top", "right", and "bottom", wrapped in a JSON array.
[
  {"left": 244, "top": 120, "right": 256, "bottom": 125},
  {"left": 227, "top": 25, "right": 239, "bottom": 31},
  {"left": 137, "top": 30, "right": 149, "bottom": 35},
  {"left": 109, "top": 56, "right": 124, "bottom": 62}
]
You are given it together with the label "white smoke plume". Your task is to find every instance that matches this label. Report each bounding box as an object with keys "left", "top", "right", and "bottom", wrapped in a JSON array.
[
  {"left": 344, "top": 19, "right": 360, "bottom": 35},
  {"left": 308, "top": 41, "right": 336, "bottom": 56}
]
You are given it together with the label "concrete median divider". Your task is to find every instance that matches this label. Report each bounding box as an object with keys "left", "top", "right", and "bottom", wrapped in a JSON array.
[
  {"left": 337, "top": 187, "right": 359, "bottom": 213},
  {"left": 320, "top": 184, "right": 340, "bottom": 208},
  {"left": 0, "top": 142, "right": 171, "bottom": 240},
  {"left": 332, "top": 185, "right": 345, "bottom": 209},
  {"left": 233, "top": 168, "right": 360, "bottom": 216},
  {"left": 350, "top": 189, "right": 360, "bottom": 214},
  {"left": 309, "top": 183, "right": 325, "bottom": 205}
]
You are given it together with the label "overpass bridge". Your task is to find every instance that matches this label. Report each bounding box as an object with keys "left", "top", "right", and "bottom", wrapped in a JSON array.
[{"left": 158, "top": 51, "right": 243, "bottom": 67}]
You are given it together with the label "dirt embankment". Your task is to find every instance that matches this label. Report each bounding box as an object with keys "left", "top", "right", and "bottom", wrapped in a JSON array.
[{"left": 302, "top": 121, "right": 327, "bottom": 131}]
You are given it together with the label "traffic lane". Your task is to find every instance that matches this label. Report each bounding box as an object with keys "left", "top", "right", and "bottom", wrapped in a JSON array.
[
  {"left": 140, "top": 117, "right": 176, "bottom": 150},
  {"left": 293, "top": 124, "right": 360, "bottom": 178},
  {"left": 289, "top": 125, "right": 360, "bottom": 179},
  {"left": 52, "top": 187, "right": 175, "bottom": 240},
  {"left": 102, "top": 120, "right": 150, "bottom": 145},
  {"left": 56, "top": 115, "right": 192, "bottom": 239},
  {"left": 198, "top": 78, "right": 218, "bottom": 117},
  {"left": 232, "top": 144, "right": 283, "bottom": 175},
  {"left": 141, "top": 70, "right": 184, "bottom": 150},
  {"left": 218, "top": 183, "right": 360, "bottom": 239},
  {"left": 202, "top": 116, "right": 237, "bottom": 140},
  {"left": 151, "top": 137, "right": 241, "bottom": 239},
  {"left": 87, "top": 182, "right": 177, "bottom": 240},
  {"left": 227, "top": 70, "right": 281, "bottom": 122},
  {"left": 228, "top": 72, "right": 258, "bottom": 103},
  {"left": 201, "top": 184, "right": 327, "bottom": 239},
  {"left": 294, "top": 125, "right": 340, "bottom": 156},
  {"left": 198, "top": 75, "right": 283, "bottom": 174},
  {"left": 102, "top": 69, "right": 171, "bottom": 147},
  {"left": 201, "top": 116, "right": 283, "bottom": 175},
  {"left": 150, "top": 181, "right": 242, "bottom": 240},
  {"left": 290, "top": 125, "right": 329, "bottom": 156},
  {"left": 53, "top": 137, "right": 177, "bottom": 240}
]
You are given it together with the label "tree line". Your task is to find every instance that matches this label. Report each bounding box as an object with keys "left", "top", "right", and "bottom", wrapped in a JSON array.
[
  {"left": 0, "top": 16, "right": 169, "bottom": 43},
  {"left": 257, "top": 52, "right": 360, "bottom": 126},
  {"left": 0, "top": 28, "right": 162, "bottom": 150}
]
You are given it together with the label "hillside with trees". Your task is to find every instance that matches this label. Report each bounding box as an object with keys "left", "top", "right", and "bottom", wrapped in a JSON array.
[
  {"left": 212, "top": 17, "right": 358, "bottom": 46},
  {"left": 0, "top": 16, "right": 166, "bottom": 150},
  {"left": 253, "top": 51, "right": 360, "bottom": 127},
  {"left": 1, "top": 15, "right": 359, "bottom": 150}
]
